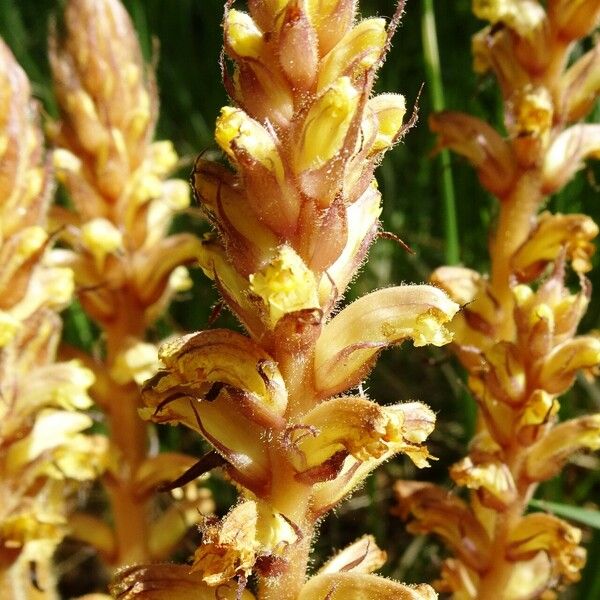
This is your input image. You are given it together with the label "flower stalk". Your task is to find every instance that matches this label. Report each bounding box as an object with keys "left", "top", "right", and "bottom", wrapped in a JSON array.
[
  {"left": 112, "top": 1, "right": 459, "bottom": 598},
  {"left": 397, "top": 2, "right": 600, "bottom": 598}
]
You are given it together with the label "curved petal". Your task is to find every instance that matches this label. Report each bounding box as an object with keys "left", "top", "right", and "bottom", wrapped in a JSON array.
[
  {"left": 507, "top": 513, "right": 585, "bottom": 588},
  {"left": 319, "top": 183, "right": 381, "bottom": 305},
  {"left": 290, "top": 397, "right": 435, "bottom": 481},
  {"left": 559, "top": 46, "right": 600, "bottom": 122},
  {"left": 542, "top": 124, "right": 600, "bottom": 194},
  {"left": 154, "top": 329, "right": 287, "bottom": 420},
  {"left": 429, "top": 111, "right": 516, "bottom": 197},
  {"left": 111, "top": 564, "right": 255, "bottom": 600},
  {"left": 310, "top": 402, "right": 436, "bottom": 516},
  {"left": 299, "top": 572, "right": 437, "bottom": 600},
  {"left": 133, "top": 234, "right": 202, "bottom": 305},
  {"left": 511, "top": 212, "right": 598, "bottom": 280},
  {"left": 538, "top": 335, "right": 600, "bottom": 394},
  {"left": 318, "top": 535, "right": 386, "bottom": 575},
  {"left": 192, "top": 158, "right": 278, "bottom": 276},
  {"left": 394, "top": 481, "right": 491, "bottom": 572},
  {"left": 141, "top": 330, "right": 288, "bottom": 491},
  {"left": 525, "top": 414, "right": 600, "bottom": 481},
  {"left": 133, "top": 452, "right": 199, "bottom": 497},
  {"left": 314, "top": 285, "right": 458, "bottom": 396}
]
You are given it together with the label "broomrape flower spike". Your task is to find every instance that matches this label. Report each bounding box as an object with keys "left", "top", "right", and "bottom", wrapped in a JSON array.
[
  {"left": 398, "top": 1, "right": 600, "bottom": 598},
  {"left": 48, "top": 0, "right": 210, "bottom": 570},
  {"left": 0, "top": 38, "right": 105, "bottom": 597},
  {"left": 113, "top": 0, "right": 458, "bottom": 598}
]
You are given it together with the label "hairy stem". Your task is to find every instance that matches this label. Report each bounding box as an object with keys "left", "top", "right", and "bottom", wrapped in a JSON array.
[
  {"left": 476, "top": 444, "right": 536, "bottom": 599},
  {"left": 256, "top": 341, "right": 318, "bottom": 599},
  {"left": 103, "top": 291, "right": 151, "bottom": 566}
]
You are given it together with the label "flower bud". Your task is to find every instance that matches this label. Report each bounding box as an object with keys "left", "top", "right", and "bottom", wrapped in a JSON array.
[
  {"left": 216, "top": 107, "right": 284, "bottom": 182},
  {"left": 225, "top": 9, "right": 264, "bottom": 59},
  {"left": 430, "top": 111, "right": 516, "bottom": 197},
  {"left": 306, "top": 0, "right": 356, "bottom": 55},
  {"left": 317, "top": 18, "right": 387, "bottom": 91},
  {"left": 294, "top": 77, "right": 360, "bottom": 174},
  {"left": 278, "top": 1, "right": 319, "bottom": 90}
]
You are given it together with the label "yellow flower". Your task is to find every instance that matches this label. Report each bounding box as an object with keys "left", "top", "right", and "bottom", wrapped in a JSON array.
[
  {"left": 216, "top": 106, "right": 284, "bottom": 182},
  {"left": 395, "top": 481, "right": 491, "bottom": 572},
  {"left": 317, "top": 18, "right": 387, "bottom": 90},
  {"left": 110, "top": 341, "right": 160, "bottom": 385},
  {"left": 450, "top": 457, "right": 517, "bottom": 510},
  {"left": 473, "top": 0, "right": 546, "bottom": 38},
  {"left": 111, "top": 564, "right": 253, "bottom": 599},
  {"left": 225, "top": 9, "right": 264, "bottom": 59},
  {"left": 289, "top": 397, "right": 435, "bottom": 483},
  {"left": 294, "top": 77, "right": 359, "bottom": 173},
  {"left": 512, "top": 212, "right": 598, "bottom": 280},
  {"left": 81, "top": 217, "right": 124, "bottom": 270},
  {"left": 525, "top": 414, "right": 600, "bottom": 480},
  {"left": 190, "top": 500, "right": 297, "bottom": 586},
  {"left": 249, "top": 245, "right": 320, "bottom": 327},
  {"left": 507, "top": 513, "right": 586, "bottom": 587},
  {"left": 314, "top": 285, "right": 459, "bottom": 396}
]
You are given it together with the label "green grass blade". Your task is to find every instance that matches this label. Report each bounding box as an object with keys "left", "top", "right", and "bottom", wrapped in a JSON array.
[
  {"left": 529, "top": 499, "right": 600, "bottom": 530},
  {"left": 421, "top": 0, "right": 459, "bottom": 265}
]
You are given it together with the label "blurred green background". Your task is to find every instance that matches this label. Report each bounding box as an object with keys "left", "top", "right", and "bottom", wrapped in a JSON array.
[{"left": 1, "top": 0, "right": 599, "bottom": 597}]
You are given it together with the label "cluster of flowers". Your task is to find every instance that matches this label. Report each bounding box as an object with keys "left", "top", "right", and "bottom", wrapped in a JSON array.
[
  {"left": 0, "top": 0, "right": 211, "bottom": 596},
  {"left": 398, "top": 1, "right": 600, "bottom": 598},
  {"left": 0, "top": 0, "right": 598, "bottom": 599},
  {"left": 0, "top": 37, "right": 106, "bottom": 596},
  {"left": 115, "top": 0, "right": 459, "bottom": 598}
]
